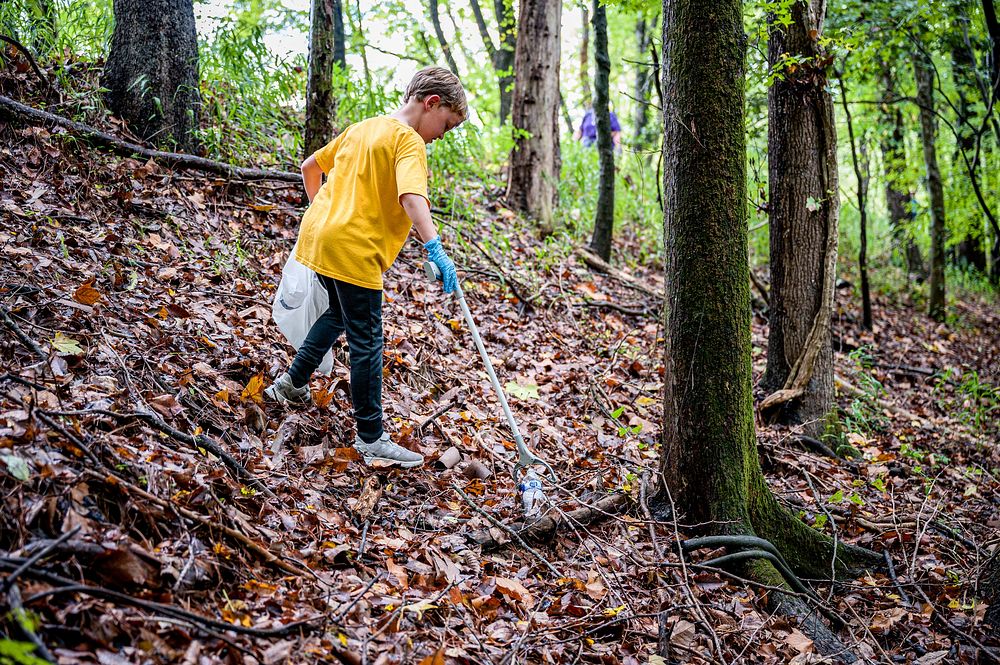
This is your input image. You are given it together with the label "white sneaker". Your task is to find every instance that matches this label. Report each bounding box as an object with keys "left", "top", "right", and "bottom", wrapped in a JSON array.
[
  {"left": 353, "top": 433, "right": 424, "bottom": 468},
  {"left": 263, "top": 372, "right": 311, "bottom": 405}
]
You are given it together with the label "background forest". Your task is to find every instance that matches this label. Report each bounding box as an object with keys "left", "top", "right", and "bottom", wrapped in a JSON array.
[{"left": 0, "top": 0, "right": 999, "bottom": 663}]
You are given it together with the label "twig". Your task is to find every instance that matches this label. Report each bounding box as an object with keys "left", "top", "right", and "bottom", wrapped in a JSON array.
[
  {"left": 416, "top": 397, "right": 462, "bottom": 433},
  {"left": 0, "top": 526, "right": 80, "bottom": 594},
  {"left": 0, "top": 34, "right": 52, "bottom": 92},
  {"left": 0, "top": 304, "right": 48, "bottom": 361},
  {"left": 452, "top": 483, "right": 562, "bottom": 578},
  {"left": 883, "top": 550, "right": 912, "bottom": 607},
  {"left": 330, "top": 571, "right": 385, "bottom": 625},
  {"left": 34, "top": 410, "right": 104, "bottom": 468},
  {"left": 6, "top": 583, "right": 55, "bottom": 663},
  {"left": 912, "top": 583, "right": 1000, "bottom": 663}
]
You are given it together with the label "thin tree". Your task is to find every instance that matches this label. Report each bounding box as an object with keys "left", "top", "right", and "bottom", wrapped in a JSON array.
[
  {"left": 304, "top": 0, "right": 347, "bottom": 157},
  {"left": 879, "top": 62, "right": 924, "bottom": 277},
  {"left": 468, "top": 0, "right": 516, "bottom": 124},
  {"left": 506, "top": 0, "right": 562, "bottom": 233},
  {"left": 102, "top": 0, "right": 201, "bottom": 151},
  {"left": 838, "top": 73, "right": 872, "bottom": 330},
  {"left": 632, "top": 15, "right": 656, "bottom": 148},
  {"left": 914, "top": 46, "right": 947, "bottom": 321},
  {"left": 588, "top": 0, "right": 614, "bottom": 261},
  {"left": 759, "top": 0, "right": 840, "bottom": 439},
  {"left": 656, "top": 0, "right": 879, "bottom": 656},
  {"left": 580, "top": 6, "right": 591, "bottom": 108},
  {"left": 427, "top": 0, "right": 460, "bottom": 75}
]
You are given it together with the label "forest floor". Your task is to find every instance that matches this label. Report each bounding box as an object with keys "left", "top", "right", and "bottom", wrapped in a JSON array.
[{"left": 2, "top": 69, "right": 1000, "bottom": 665}]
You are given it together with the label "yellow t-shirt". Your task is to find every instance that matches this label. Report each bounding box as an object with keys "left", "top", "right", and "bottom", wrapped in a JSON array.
[{"left": 295, "top": 116, "right": 428, "bottom": 290}]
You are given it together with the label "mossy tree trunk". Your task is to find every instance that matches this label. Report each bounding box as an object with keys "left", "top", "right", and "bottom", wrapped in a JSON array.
[
  {"left": 506, "top": 0, "right": 561, "bottom": 233},
  {"left": 759, "top": 0, "right": 839, "bottom": 438},
  {"left": 304, "top": 0, "right": 346, "bottom": 158},
  {"left": 588, "top": 0, "right": 614, "bottom": 262},
  {"left": 102, "top": 0, "right": 200, "bottom": 152},
  {"left": 914, "top": 47, "right": 947, "bottom": 322},
  {"left": 656, "top": 0, "right": 879, "bottom": 655}
]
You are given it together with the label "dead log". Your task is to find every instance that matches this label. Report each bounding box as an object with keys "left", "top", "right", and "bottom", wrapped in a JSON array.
[
  {"left": 467, "top": 493, "right": 630, "bottom": 551},
  {"left": 0, "top": 94, "right": 300, "bottom": 183}
]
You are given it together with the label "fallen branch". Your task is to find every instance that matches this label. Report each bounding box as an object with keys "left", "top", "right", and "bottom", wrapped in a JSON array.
[
  {"left": 0, "top": 94, "right": 300, "bottom": 183},
  {"left": 466, "top": 491, "right": 630, "bottom": 551},
  {"left": 575, "top": 248, "right": 663, "bottom": 301},
  {"left": 82, "top": 469, "right": 307, "bottom": 577}
]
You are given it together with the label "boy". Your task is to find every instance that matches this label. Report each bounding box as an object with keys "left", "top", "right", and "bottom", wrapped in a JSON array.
[{"left": 265, "top": 66, "right": 467, "bottom": 469}]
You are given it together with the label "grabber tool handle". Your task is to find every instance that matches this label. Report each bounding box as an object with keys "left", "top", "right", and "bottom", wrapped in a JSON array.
[{"left": 423, "top": 261, "right": 557, "bottom": 481}]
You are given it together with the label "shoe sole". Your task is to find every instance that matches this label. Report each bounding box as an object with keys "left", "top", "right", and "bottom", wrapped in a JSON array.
[{"left": 361, "top": 455, "right": 424, "bottom": 468}]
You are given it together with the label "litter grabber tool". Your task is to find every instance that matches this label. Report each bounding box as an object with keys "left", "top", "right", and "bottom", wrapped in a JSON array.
[{"left": 424, "top": 261, "right": 557, "bottom": 483}]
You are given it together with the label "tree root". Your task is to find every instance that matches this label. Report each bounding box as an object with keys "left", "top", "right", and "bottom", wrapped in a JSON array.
[{"left": 0, "top": 94, "right": 300, "bottom": 182}]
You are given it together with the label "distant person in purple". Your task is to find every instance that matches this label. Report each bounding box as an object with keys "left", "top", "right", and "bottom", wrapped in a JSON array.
[{"left": 574, "top": 106, "right": 622, "bottom": 152}]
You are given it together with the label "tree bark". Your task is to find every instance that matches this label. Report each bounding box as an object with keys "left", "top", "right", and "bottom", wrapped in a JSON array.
[
  {"left": 428, "top": 0, "right": 461, "bottom": 76},
  {"left": 506, "top": 0, "right": 561, "bottom": 233},
  {"left": 914, "top": 48, "right": 947, "bottom": 322},
  {"left": 657, "top": 1, "right": 878, "bottom": 658},
  {"left": 580, "top": 6, "right": 591, "bottom": 108},
  {"left": 305, "top": 0, "right": 346, "bottom": 158},
  {"left": 588, "top": 0, "right": 614, "bottom": 261},
  {"left": 838, "top": 74, "right": 872, "bottom": 330},
  {"left": 880, "top": 64, "right": 924, "bottom": 277},
  {"left": 760, "top": 0, "right": 839, "bottom": 437},
  {"left": 102, "top": 0, "right": 201, "bottom": 152}
]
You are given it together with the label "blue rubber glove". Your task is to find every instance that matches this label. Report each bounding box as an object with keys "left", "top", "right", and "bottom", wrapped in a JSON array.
[{"left": 424, "top": 237, "right": 457, "bottom": 294}]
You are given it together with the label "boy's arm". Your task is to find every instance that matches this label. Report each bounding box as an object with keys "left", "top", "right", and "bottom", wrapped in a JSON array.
[
  {"left": 400, "top": 193, "right": 457, "bottom": 293},
  {"left": 400, "top": 193, "right": 437, "bottom": 242},
  {"left": 301, "top": 155, "right": 324, "bottom": 203}
]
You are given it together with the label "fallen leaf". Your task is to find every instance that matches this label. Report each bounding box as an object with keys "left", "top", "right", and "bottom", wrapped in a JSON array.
[
  {"left": 73, "top": 281, "right": 102, "bottom": 305},
  {"left": 52, "top": 332, "right": 84, "bottom": 355}
]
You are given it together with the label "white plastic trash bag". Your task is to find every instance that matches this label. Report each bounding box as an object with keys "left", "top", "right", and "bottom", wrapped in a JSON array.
[{"left": 272, "top": 243, "right": 333, "bottom": 374}]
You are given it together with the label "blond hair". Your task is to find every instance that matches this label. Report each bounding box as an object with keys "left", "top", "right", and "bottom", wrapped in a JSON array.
[{"left": 404, "top": 66, "right": 468, "bottom": 119}]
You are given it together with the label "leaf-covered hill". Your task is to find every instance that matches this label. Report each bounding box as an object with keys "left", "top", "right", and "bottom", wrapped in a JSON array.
[{"left": 2, "top": 79, "right": 1000, "bottom": 664}]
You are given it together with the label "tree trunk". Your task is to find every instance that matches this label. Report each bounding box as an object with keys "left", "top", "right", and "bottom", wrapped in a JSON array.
[
  {"left": 880, "top": 64, "right": 924, "bottom": 278},
  {"left": 914, "top": 49, "right": 947, "bottom": 322},
  {"left": 428, "top": 0, "right": 461, "bottom": 76},
  {"left": 657, "top": 0, "right": 878, "bottom": 657},
  {"left": 469, "top": 0, "right": 516, "bottom": 125},
  {"left": 949, "top": 41, "right": 988, "bottom": 273},
  {"left": 760, "top": 0, "right": 839, "bottom": 437},
  {"left": 580, "top": 6, "right": 591, "bottom": 108},
  {"left": 102, "top": 0, "right": 200, "bottom": 152},
  {"left": 838, "top": 74, "right": 872, "bottom": 330},
  {"left": 632, "top": 17, "right": 655, "bottom": 148},
  {"left": 305, "top": 0, "right": 346, "bottom": 158},
  {"left": 588, "top": 0, "right": 614, "bottom": 261},
  {"left": 506, "top": 0, "right": 561, "bottom": 233},
  {"left": 495, "top": 0, "right": 516, "bottom": 125}
]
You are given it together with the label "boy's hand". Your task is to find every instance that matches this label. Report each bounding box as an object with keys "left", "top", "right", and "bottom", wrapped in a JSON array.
[{"left": 424, "top": 237, "right": 457, "bottom": 293}]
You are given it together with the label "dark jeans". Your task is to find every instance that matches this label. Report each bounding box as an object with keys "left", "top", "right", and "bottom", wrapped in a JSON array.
[{"left": 288, "top": 274, "right": 383, "bottom": 443}]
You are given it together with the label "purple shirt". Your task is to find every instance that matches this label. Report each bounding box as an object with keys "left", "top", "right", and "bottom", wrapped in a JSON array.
[{"left": 580, "top": 108, "right": 621, "bottom": 145}]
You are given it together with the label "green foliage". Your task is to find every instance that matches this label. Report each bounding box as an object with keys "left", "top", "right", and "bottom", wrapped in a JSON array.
[
  {"left": 842, "top": 346, "right": 889, "bottom": 434},
  {"left": 0, "top": 639, "right": 50, "bottom": 665},
  {"left": 933, "top": 368, "right": 1000, "bottom": 431}
]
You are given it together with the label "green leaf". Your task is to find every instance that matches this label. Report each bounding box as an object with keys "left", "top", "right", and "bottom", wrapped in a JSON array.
[
  {"left": 828, "top": 489, "right": 844, "bottom": 504},
  {"left": 871, "top": 477, "right": 886, "bottom": 492},
  {"left": 0, "top": 453, "right": 31, "bottom": 482},
  {"left": 610, "top": 406, "right": 625, "bottom": 419},
  {"left": 805, "top": 196, "right": 821, "bottom": 212},
  {"left": 51, "top": 332, "right": 84, "bottom": 355},
  {"left": 505, "top": 381, "right": 539, "bottom": 400},
  {"left": 0, "top": 638, "right": 51, "bottom": 665},
  {"left": 813, "top": 514, "right": 828, "bottom": 529},
  {"left": 849, "top": 492, "right": 865, "bottom": 506}
]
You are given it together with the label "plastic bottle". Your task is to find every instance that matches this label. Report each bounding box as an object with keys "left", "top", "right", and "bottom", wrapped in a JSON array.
[{"left": 518, "top": 469, "right": 546, "bottom": 518}]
